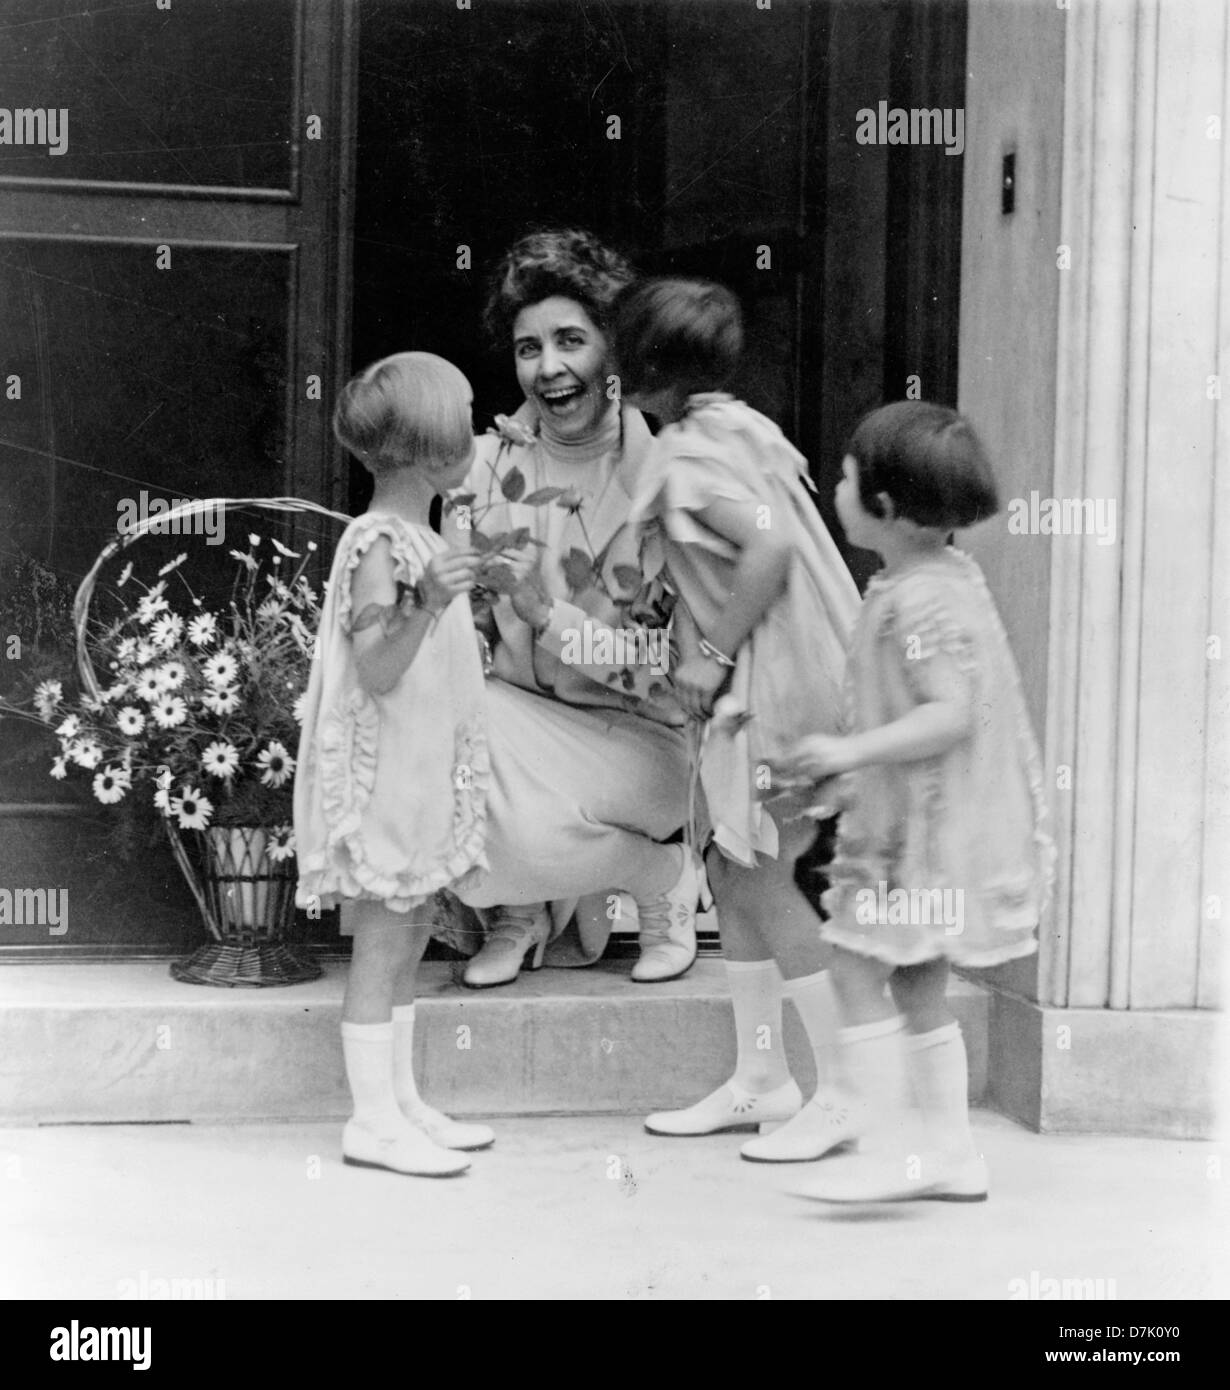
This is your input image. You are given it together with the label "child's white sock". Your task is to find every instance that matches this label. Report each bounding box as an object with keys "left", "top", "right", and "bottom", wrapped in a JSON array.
[
  {"left": 390, "top": 1004, "right": 422, "bottom": 1112},
  {"left": 782, "top": 969, "right": 845, "bottom": 1091},
  {"left": 727, "top": 958, "right": 792, "bottom": 1093},
  {"left": 907, "top": 1022, "right": 977, "bottom": 1159},
  {"left": 341, "top": 1020, "right": 406, "bottom": 1136},
  {"left": 840, "top": 1016, "right": 908, "bottom": 1152}
]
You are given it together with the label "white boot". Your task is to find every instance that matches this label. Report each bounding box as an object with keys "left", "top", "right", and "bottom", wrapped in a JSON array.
[
  {"left": 341, "top": 1021, "right": 469, "bottom": 1177},
  {"left": 631, "top": 846, "right": 700, "bottom": 983},
  {"left": 392, "top": 1005, "right": 494, "bottom": 1152},
  {"left": 462, "top": 904, "right": 550, "bottom": 989}
]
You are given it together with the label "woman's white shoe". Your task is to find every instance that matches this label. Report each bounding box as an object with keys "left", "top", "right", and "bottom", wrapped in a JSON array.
[
  {"left": 631, "top": 847, "right": 700, "bottom": 983},
  {"left": 739, "top": 1088, "right": 861, "bottom": 1162},
  {"left": 342, "top": 1118, "right": 471, "bottom": 1177},
  {"left": 645, "top": 1078, "right": 802, "bottom": 1136},
  {"left": 463, "top": 905, "right": 550, "bottom": 988},
  {"left": 405, "top": 1102, "right": 495, "bottom": 1152}
]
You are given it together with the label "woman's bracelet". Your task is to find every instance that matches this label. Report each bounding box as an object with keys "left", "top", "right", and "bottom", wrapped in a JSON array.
[{"left": 698, "top": 636, "right": 736, "bottom": 668}]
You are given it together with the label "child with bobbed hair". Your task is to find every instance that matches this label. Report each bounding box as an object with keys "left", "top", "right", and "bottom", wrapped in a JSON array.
[
  {"left": 296, "top": 351, "right": 489, "bottom": 1178},
  {"left": 774, "top": 400, "right": 1055, "bottom": 1203},
  {"left": 616, "top": 277, "right": 865, "bottom": 1163}
]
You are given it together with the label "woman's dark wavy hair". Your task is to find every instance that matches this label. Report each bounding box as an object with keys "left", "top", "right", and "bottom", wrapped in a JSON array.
[
  {"left": 483, "top": 228, "right": 637, "bottom": 346},
  {"left": 846, "top": 401, "right": 1000, "bottom": 530}
]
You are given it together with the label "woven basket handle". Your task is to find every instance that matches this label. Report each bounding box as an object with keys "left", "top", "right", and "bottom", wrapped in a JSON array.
[{"left": 73, "top": 496, "right": 352, "bottom": 700}]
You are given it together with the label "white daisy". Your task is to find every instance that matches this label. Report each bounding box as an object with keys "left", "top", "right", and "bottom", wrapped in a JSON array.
[
  {"left": 229, "top": 549, "right": 258, "bottom": 573},
  {"left": 157, "top": 552, "right": 188, "bottom": 577},
  {"left": 115, "top": 637, "right": 137, "bottom": 662},
  {"left": 116, "top": 561, "right": 133, "bottom": 588},
  {"left": 292, "top": 691, "right": 310, "bottom": 724},
  {"left": 135, "top": 641, "right": 157, "bottom": 666},
  {"left": 248, "top": 533, "right": 261, "bottom": 547},
  {"left": 170, "top": 787, "right": 214, "bottom": 831},
  {"left": 133, "top": 671, "right": 162, "bottom": 703},
  {"left": 202, "top": 652, "right": 239, "bottom": 688},
  {"left": 69, "top": 739, "right": 103, "bottom": 770},
  {"left": 155, "top": 661, "right": 187, "bottom": 691},
  {"left": 256, "top": 740, "right": 295, "bottom": 788},
  {"left": 187, "top": 612, "right": 218, "bottom": 647},
  {"left": 150, "top": 613, "right": 184, "bottom": 650},
  {"left": 152, "top": 695, "right": 188, "bottom": 729},
  {"left": 257, "top": 598, "right": 282, "bottom": 620},
  {"left": 200, "top": 685, "right": 240, "bottom": 716},
  {"left": 153, "top": 769, "right": 173, "bottom": 813},
  {"left": 116, "top": 706, "right": 145, "bottom": 736},
  {"left": 270, "top": 538, "right": 301, "bottom": 559},
  {"left": 136, "top": 585, "right": 169, "bottom": 624},
  {"left": 33, "top": 680, "right": 63, "bottom": 719},
  {"left": 92, "top": 766, "right": 130, "bottom": 805},
  {"left": 100, "top": 682, "right": 129, "bottom": 703},
  {"left": 50, "top": 755, "right": 68, "bottom": 780},
  {"left": 201, "top": 740, "right": 240, "bottom": 780},
  {"left": 55, "top": 714, "right": 81, "bottom": 740},
  {"left": 267, "top": 825, "right": 296, "bottom": 862}
]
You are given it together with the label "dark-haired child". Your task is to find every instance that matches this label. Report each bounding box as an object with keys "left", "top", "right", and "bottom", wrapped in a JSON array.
[
  {"left": 616, "top": 278, "right": 865, "bottom": 1162},
  {"left": 774, "top": 401, "right": 1055, "bottom": 1202}
]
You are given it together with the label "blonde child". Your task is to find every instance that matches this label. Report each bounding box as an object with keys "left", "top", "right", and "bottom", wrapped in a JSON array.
[
  {"left": 295, "top": 351, "right": 701, "bottom": 1175},
  {"left": 613, "top": 278, "right": 864, "bottom": 1163},
  {"left": 294, "top": 352, "right": 490, "bottom": 1177},
  {"left": 775, "top": 401, "right": 1055, "bottom": 1202}
]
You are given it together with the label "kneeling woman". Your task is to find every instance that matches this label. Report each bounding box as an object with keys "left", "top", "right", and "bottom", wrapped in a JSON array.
[{"left": 294, "top": 351, "right": 697, "bottom": 1177}]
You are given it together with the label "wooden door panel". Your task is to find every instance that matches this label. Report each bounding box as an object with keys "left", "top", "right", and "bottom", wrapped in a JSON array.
[{"left": 0, "top": 0, "right": 353, "bottom": 952}]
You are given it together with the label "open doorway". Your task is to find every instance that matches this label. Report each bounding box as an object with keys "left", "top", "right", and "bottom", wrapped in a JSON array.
[{"left": 350, "top": 0, "right": 966, "bottom": 589}]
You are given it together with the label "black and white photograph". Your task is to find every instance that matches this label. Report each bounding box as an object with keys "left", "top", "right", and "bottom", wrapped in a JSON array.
[{"left": 0, "top": 0, "right": 1225, "bottom": 1324}]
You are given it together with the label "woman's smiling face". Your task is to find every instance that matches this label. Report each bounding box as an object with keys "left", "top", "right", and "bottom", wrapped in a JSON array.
[{"left": 512, "top": 295, "right": 611, "bottom": 441}]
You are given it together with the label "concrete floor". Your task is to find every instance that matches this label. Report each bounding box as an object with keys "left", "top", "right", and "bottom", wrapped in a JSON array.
[{"left": 3, "top": 1111, "right": 1225, "bottom": 1300}]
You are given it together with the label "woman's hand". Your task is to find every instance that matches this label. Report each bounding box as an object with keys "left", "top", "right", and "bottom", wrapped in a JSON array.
[
  {"left": 672, "top": 654, "right": 728, "bottom": 720},
  {"left": 419, "top": 551, "right": 480, "bottom": 614}
]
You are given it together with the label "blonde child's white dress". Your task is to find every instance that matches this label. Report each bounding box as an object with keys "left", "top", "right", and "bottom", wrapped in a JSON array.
[
  {"left": 293, "top": 513, "right": 491, "bottom": 912},
  {"left": 629, "top": 394, "right": 861, "bottom": 866},
  {"left": 820, "top": 549, "right": 1056, "bottom": 967},
  {"left": 294, "top": 512, "right": 688, "bottom": 917}
]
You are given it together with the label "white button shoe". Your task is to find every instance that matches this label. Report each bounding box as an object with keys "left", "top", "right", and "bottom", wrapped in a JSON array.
[
  {"left": 405, "top": 1101, "right": 495, "bottom": 1152},
  {"left": 342, "top": 1118, "right": 471, "bottom": 1177},
  {"left": 645, "top": 1078, "right": 803, "bottom": 1136},
  {"left": 739, "top": 1088, "right": 862, "bottom": 1162}
]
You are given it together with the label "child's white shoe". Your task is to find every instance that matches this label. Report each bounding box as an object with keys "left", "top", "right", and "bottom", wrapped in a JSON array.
[
  {"left": 404, "top": 1101, "right": 495, "bottom": 1152},
  {"left": 789, "top": 1149, "right": 988, "bottom": 1203},
  {"left": 645, "top": 1078, "right": 802, "bottom": 1135},
  {"left": 342, "top": 1118, "right": 471, "bottom": 1177},
  {"left": 739, "top": 1087, "right": 861, "bottom": 1162}
]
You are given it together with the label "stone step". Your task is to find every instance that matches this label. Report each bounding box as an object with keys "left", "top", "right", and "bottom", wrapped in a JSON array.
[{"left": 0, "top": 960, "right": 989, "bottom": 1124}]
